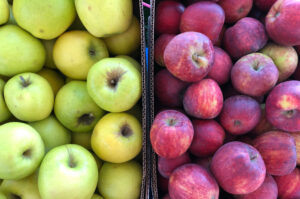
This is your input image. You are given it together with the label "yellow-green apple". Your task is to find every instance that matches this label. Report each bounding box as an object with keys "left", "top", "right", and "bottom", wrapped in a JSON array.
[
  {"left": 4, "top": 73, "right": 54, "bottom": 122},
  {"left": 71, "top": 131, "right": 92, "bottom": 150},
  {"left": 0, "top": 79, "right": 11, "bottom": 123},
  {"left": 75, "top": 0, "right": 132, "bottom": 37},
  {"left": 98, "top": 161, "right": 142, "bottom": 199},
  {"left": 218, "top": 0, "right": 253, "bottom": 23},
  {"left": 87, "top": 57, "right": 141, "bottom": 112},
  {"left": 104, "top": 16, "right": 141, "bottom": 55},
  {"left": 38, "top": 144, "right": 98, "bottom": 199},
  {"left": 0, "top": 25, "right": 45, "bottom": 76},
  {"left": 220, "top": 95, "right": 261, "bottom": 135},
  {"left": 164, "top": 32, "right": 215, "bottom": 82},
  {"left": 0, "top": 0, "right": 9, "bottom": 25},
  {"left": 154, "top": 34, "right": 175, "bottom": 66},
  {"left": 275, "top": 168, "right": 300, "bottom": 199},
  {"left": 289, "top": 132, "right": 300, "bottom": 165},
  {"left": 183, "top": 78, "right": 223, "bottom": 119},
  {"left": 91, "top": 113, "right": 142, "bottom": 163},
  {"left": 150, "top": 110, "right": 194, "bottom": 158},
  {"left": 253, "top": 131, "right": 297, "bottom": 176},
  {"left": 116, "top": 55, "right": 141, "bottom": 72},
  {"left": 37, "top": 68, "right": 65, "bottom": 95},
  {"left": 254, "top": 0, "right": 277, "bottom": 11},
  {"left": 54, "top": 81, "right": 105, "bottom": 133},
  {"left": 211, "top": 141, "right": 266, "bottom": 194},
  {"left": 0, "top": 122, "right": 44, "bottom": 180},
  {"left": 53, "top": 30, "right": 109, "bottom": 80},
  {"left": 169, "top": 164, "right": 219, "bottom": 198},
  {"left": 29, "top": 115, "right": 71, "bottom": 153},
  {"left": 91, "top": 194, "right": 104, "bottom": 199},
  {"left": 42, "top": 39, "right": 57, "bottom": 69},
  {"left": 252, "top": 104, "right": 275, "bottom": 136},
  {"left": 13, "top": 0, "right": 75, "bottom": 39}
]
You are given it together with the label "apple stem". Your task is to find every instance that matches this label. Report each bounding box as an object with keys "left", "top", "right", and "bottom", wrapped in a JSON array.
[
  {"left": 192, "top": 53, "right": 208, "bottom": 68},
  {"left": 66, "top": 146, "right": 76, "bottom": 168},
  {"left": 19, "top": 76, "right": 31, "bottom": 87}
]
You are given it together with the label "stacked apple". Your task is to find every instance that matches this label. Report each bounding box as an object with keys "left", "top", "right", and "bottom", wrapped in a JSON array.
[
  {"left": 152, "top": 0, "right": 300, "bottom": 198},
  {"left": 0, "top": 0, "right": 143, "bottom": 199}
]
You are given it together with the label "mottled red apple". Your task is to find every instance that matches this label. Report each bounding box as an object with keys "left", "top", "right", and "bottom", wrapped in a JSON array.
[
  {"left": 275, "top": 168, "right": 300, "bottom": 199},
  {"left": 218, "top": 0, "right": 253, "bottom": 23},
  {"left": 254, "top": 0, "right": 277, "bottom": 11},
  {"left": 154, "top": 34, "right": 175, "bottom": 66},
  {"left": 289, "top": 132, "right": 300, "bottom": 165}
]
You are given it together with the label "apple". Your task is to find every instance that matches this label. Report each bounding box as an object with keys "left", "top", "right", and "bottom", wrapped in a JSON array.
[
  {"left": 0, "top": 79, "right": 11, "bottom": 123},
  {"left": 220, "top": 95, "right": 261, "bottom": 135},
  {"left": 0, "top": 0, "right": 9, "bottom": 25},
  {"left": 71, "top": 131, "right": 92, "bottom": 150},
  {"left": 224, "top": 17, "right": 268, "bottom": 59},
  {"left": 87, "top": 57, "right": 141, "bottom": 112},
  {"left": 231, "top": 53, "right": 279, "bottom": 97},
  {"left": 190, "top": 120, "right": 225, "bottom": 157},
  {"left": 54, "top": 81, "right": 105, "bottom": 133},
  {"left": 180, "top": 1, "right": 225, "bottom": 44},
  {"left": 275, "top": 168, "right": 300, "bottom": 199},
  {"left": 253, "top": 131, "right": 297, "bottom": 176},
  {"left": 164, "top": 32, "right": 215, "bottom": 82},
  {"left": 211, "top": 141, "right": 266, "bottom": 194},
  {"left": 254, "top": 0, "right": 277, "bottom": 11},
  {"left": 37, "top": 68, "right": 65, "bottom": 95},
  {"left": 53, "top": 30, "right": 109, "bottom": 80},
  {"left": 252, "top": 104, "right": 275, "bottom": 136},
  {"left": 218, "top": 0, "right": 253, "bottom": 23},
  {"left": 154, "top": 34, "right": 176, "bottom": 66},
  {"left": 0, "top": 122, "right": 44, "bottom": 180},
  {"left": 42, "top": 39, "right": 57, "bottom": 69},
  {"left": 169, "top": 164, "right": 219, "bottom": 199},
  {"left": 4, "top": 72, "right": 54, "bottom": 122},
  {"left": 116, "top": 55, "right": 141, "bottom": 72},
  {"left": 150, "top": 110, "right": 194, "bottom": 159},
  {"left": 98, "top": 161, "right": 142, "bottom": 199},
  {"left": 289, "top": 132, "right": 300, "bottom": 165}
]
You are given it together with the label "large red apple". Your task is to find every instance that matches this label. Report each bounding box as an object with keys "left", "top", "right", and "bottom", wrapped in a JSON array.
[
  {"left": 275, "top": 168, "right": 300, "bottom": 199},
  {"left": 218, "top": 0, "right": 253, "bottom": 23},
  {"left": 169, "top": 164, "right": 219, "bottom": 199},
  {"left": 150, "top": 110, "right": 194, "bottom": 158},
  {"left": 289, "top": 132, "right": 300, "bottom": 165},
  {"left": 164, "top": 32, "right": 215, "bottom": 82},
  {"left": 154, "top": 34, "right": 176, "bottom": 66},
  {"left": 180, "top": 1, "right": 225, "bottom": 44},
  {"left": 253, "top": 131, "right": 297, "bottom": 176},
  {"left": 211, "top": 141, "right": 266, "bottom": 194},
  {"left": 254, "top": 0, "right": 277, "bottom": 11},
  {"left": 252, "top": 104, "right": 275, "bottom": 136}
]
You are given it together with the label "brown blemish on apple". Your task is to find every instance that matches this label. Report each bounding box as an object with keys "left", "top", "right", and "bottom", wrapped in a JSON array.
[
  {"left": 39, "top": 29, "right": 44, "bottom": 33},
  {"left": 77, "top": 113, "right": 94, "bottom": 126},
  {"left": 19, "top": 76, "right": 31, "bottom": 88},
  {"left": 120, "top": 123, "right": 132, "bottom": 137},
  {"left": 106, "top": 68, "right": 126, "bottom": 90},
  {"left": 88, "top": 6, "right": 92, "bottom": 11},
  {"left": 22, "top": 149, "right": 32, "bottom": 158}
]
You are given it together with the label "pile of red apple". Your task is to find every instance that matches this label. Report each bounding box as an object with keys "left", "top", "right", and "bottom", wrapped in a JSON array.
[{"left": 151, "top": 0, "right": 300, "bottom": 198}]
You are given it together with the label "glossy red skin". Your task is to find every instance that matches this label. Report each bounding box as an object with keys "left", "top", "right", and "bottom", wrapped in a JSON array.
[
  {"left": 220, "top": 95, "right": 261, "bottom": 135},
  {"left": 154, "top": 34, "right": 176, "bottom": 66},
  {"left": 275, "top": 168, "right": 300, "bottom": 199},
  {"left": 207, "top": 47, "right": 232, "bottom": 85},
  {"left": 252, "top": 104, "right": 275, "bottom": 136},
  {"left": 150, "top": 110, "right": 194, "bottom": 158},
  {"left": 254, "top": 0, "right": 277, "bottom": 11},
  {"left": 253, "top": 131, "right": 297, "bottom": 176},
  {"left": 169, "top": 164, "right": 219, "bottom": 199},
  {"left": 235, "top": 175, "right": 278, "bottom": 199},
  {"left": 215, "top": 26, "right": 226, "bottom": 47},
  {"left": 194, "top": 157, "right": 212, "bottom": 171},
  {"left": 154, "top": 69, "right": 189, "bottom": 108},
  {"left": 158, "top": 152, "right": 191, "bottom": 178},
  {"left": 293, "top": 62, "right": 300, "bottom": 80},
  {"left": 155, "top": 1, "right": 185, "bottom": 35},
  {"left": 211, "top": 141, "right": 266, "bottom": 194},
  {"left": 158, "top": 174, "right": 169, "bottom": 193},
  {"left": 164, "top": 32, "right": 215, "bottom": 82},
  {"left": 190, "top": 120, "right": 225, "bottom": 157},
  {"left": 224, "top": 17, "right": 268, "bottom": 59},
  {"left": 266, "top": 80, "right": 300, "bottom": 132},
  {"left": 180, "top": 1, "right": 225, "bottom": 44},
  {"left": 231, "top": 53, "right": 279, "bottom": 97},
  {"left": 266, "top": 0, "right": 300, "bottom": 46},
  {"left": 218, "top": 0, "right": 253, "bottom": 23}
]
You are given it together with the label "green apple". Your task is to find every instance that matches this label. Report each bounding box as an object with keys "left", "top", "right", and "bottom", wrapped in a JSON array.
[
  {"left": 0, "top": 79, "right": 11, "bottom": 123},
  {"left": 91, "top": 113, "right": 142, "bottom": 163},
  {"left": 4, "top": 73, "right": 54, "bottom": 122},
  {"left": 98, "top": 161, "right": 142, "bottom": 199},
  {"left": 0, "top": 122, "right": 44, "bottom": 180},
  {"left": 42, "top": 39, "right": 57, "bottom": 69},
  {"left": 116, "top": 55, "right": 141, "bottom": 72},
  {"left": 0, "top": 0, "right": 9, "bottom": 25},
  {"left": 54, "top": 81, "right": 105, "bottom": 133},
  {"left": 53, "top": 30, "right": 109, "bottom": 80},
  {"left": 91, "top": 194, "right": 104, "bottom": 199},
  {"left": 87, "top": 57, "right": 142, "bottom": 112},
  {"left": 37, "top": 68, "right": 65, "bottom": 95},
  {"left": 75, "top": 0, "right": 133, "bottom": 37},
  {"left": 0, "top": 192, "right": 6, "bottom": 199},
  {"left": 29, "top": 115, "right": 71, "bottom": 153},
  {"left": 71, "top": 131, "right": 92, "bottom": 150},
  {"left": 104, "top": 16, "right": 141, "bottom": 56},
  {"left": 0, "top": 25, "right": 46, "bottom": 76},
  {"left": 38, "top": 144, "right": 98, "bottom": 199},
  {"left": 13, "top": 0, "right": 76, "bottom": 40}
]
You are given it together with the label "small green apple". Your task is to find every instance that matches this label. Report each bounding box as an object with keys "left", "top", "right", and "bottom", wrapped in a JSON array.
[
  {"left": 0, "top": 0, "right": 9, "bottom": 25},
  {"left": 54, "top": 81, "right": 105, "bottom": 133},
  {"left": 0, "top": 79, "right": 11, "bottom": 123},
  {"left": 4, "top": 73, "right": 54, "bottom": 122},
  {"left": 29, "top": 115, "right": 71, "bottom": 153},
  {"left": 53, "top": 30, "right": 109, "bottom": 80},
  {"left": 0, "top": 122, "right": 44, "bottom": 180},
  {"left": 42, "top": 39, "right": 57, "bottom": 69},
  {"left": 38, "top": 144, "right": 98, "bottom": 199},
  {"left": 37, "top": 68, "right": 65, "bottom": 95},
  {"left": 0, "top": 25, "right": 46, "bottom": 76},
  {"left": 116, "top": 55, "right": 141, "bottom": 72},
  {"left": 87, "top": 57, "right": 142, "bottom": 112},
  {"left": 71, "top": 131, "right": 92, "bottom": 150},
  {"left": 91, "top": 194, "right": 104, "bottom": 199},
  {"left": 91, "top": 113, "right": 142, "bottom": 163},
  {"left": 98, "top": 161, "right": 142, "bottom": 199}
]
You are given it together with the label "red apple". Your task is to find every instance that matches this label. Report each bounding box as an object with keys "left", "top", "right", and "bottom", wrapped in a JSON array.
[
  {"left": 266, "top": 80, "right": 300, "bottom": 132},
  {"left": 154, "top": 34, "right": 176, "bottom": 66},
  {"left": 180, "top": 1, "right": 225, "bottom": 44},
  {"left": 164, "top": 32, "right": 215, "bottom": 82},
  {"left": 224, "top": 17, "right": 268, "bottom": 59},
  {"left": 158, "top": 174, "right": 169, "bottom": 193},
  {"left": 211, "top": 141, "right": 266, "bottom": 194},
  {"left": 220, "top": 95, "right": 261, "bottom": 135},
  {"left": 253, "top": 131, "right": 297, "bottom": 176},
  {"left": 190, "top": 120, "right": 225, "bottom": 157},
  {"left": 186, "top": 0, "right": 220, "bottom": 5},
  {"left": 288, "top": 132, "right": 300, "bottom": 165},
  {"left": 275, "top": 168, "right": 300, "bottom": 199},
  {"left": 194, "top": 157, "right": 212, "bottom": 171},
  {"left": 254, "top": 0, "right": 277, "bottom": 11},
  {"left": 150, "top": 110, "right": 194, "bottom": 158},
  {"left": 218, "top": 0, "right": 253, "bottom": 23},
  {"left": 231, "top": 53, "right": 279, "bottom": 97},
  {"left": 169, "top": 164, "right": 219, "bottom": 199},
  {"left": 252, "top": 104, "right": 275, "bottom": 136}
]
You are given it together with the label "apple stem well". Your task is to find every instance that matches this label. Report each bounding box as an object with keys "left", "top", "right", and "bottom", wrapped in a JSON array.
[
  {"left": 19, "top": 76, "right": 31, "bottom": 87},
  {"left": 106, "top": 69, "right": 126, "bottom": 89},
  {"left": 192, "top": 53, "right": 208, "bottom": 68},
  {"left": 121, "top": 124, "right": 133, "bottom": 137},
  {"left": 166, "top": 118, "right": 177, "bottom": 126},
  {"left": 78, "top": 113, "right": 94, "bottom": 125},
  {"left": 22, "top": 149, "right": 32, "bottom": 158}
]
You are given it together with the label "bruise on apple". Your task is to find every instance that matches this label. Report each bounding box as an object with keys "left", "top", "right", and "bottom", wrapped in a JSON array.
[
  {"left": 77, "top": 113, "right": 95, "bottom": 126},
  {"left": 106, "top": 68, "right": 126, "bottom": 90}
]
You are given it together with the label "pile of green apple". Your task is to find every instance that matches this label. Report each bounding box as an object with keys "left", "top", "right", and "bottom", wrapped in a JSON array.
[{"left": 0, "top": 0, "right": 143, "bottom": 199}]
